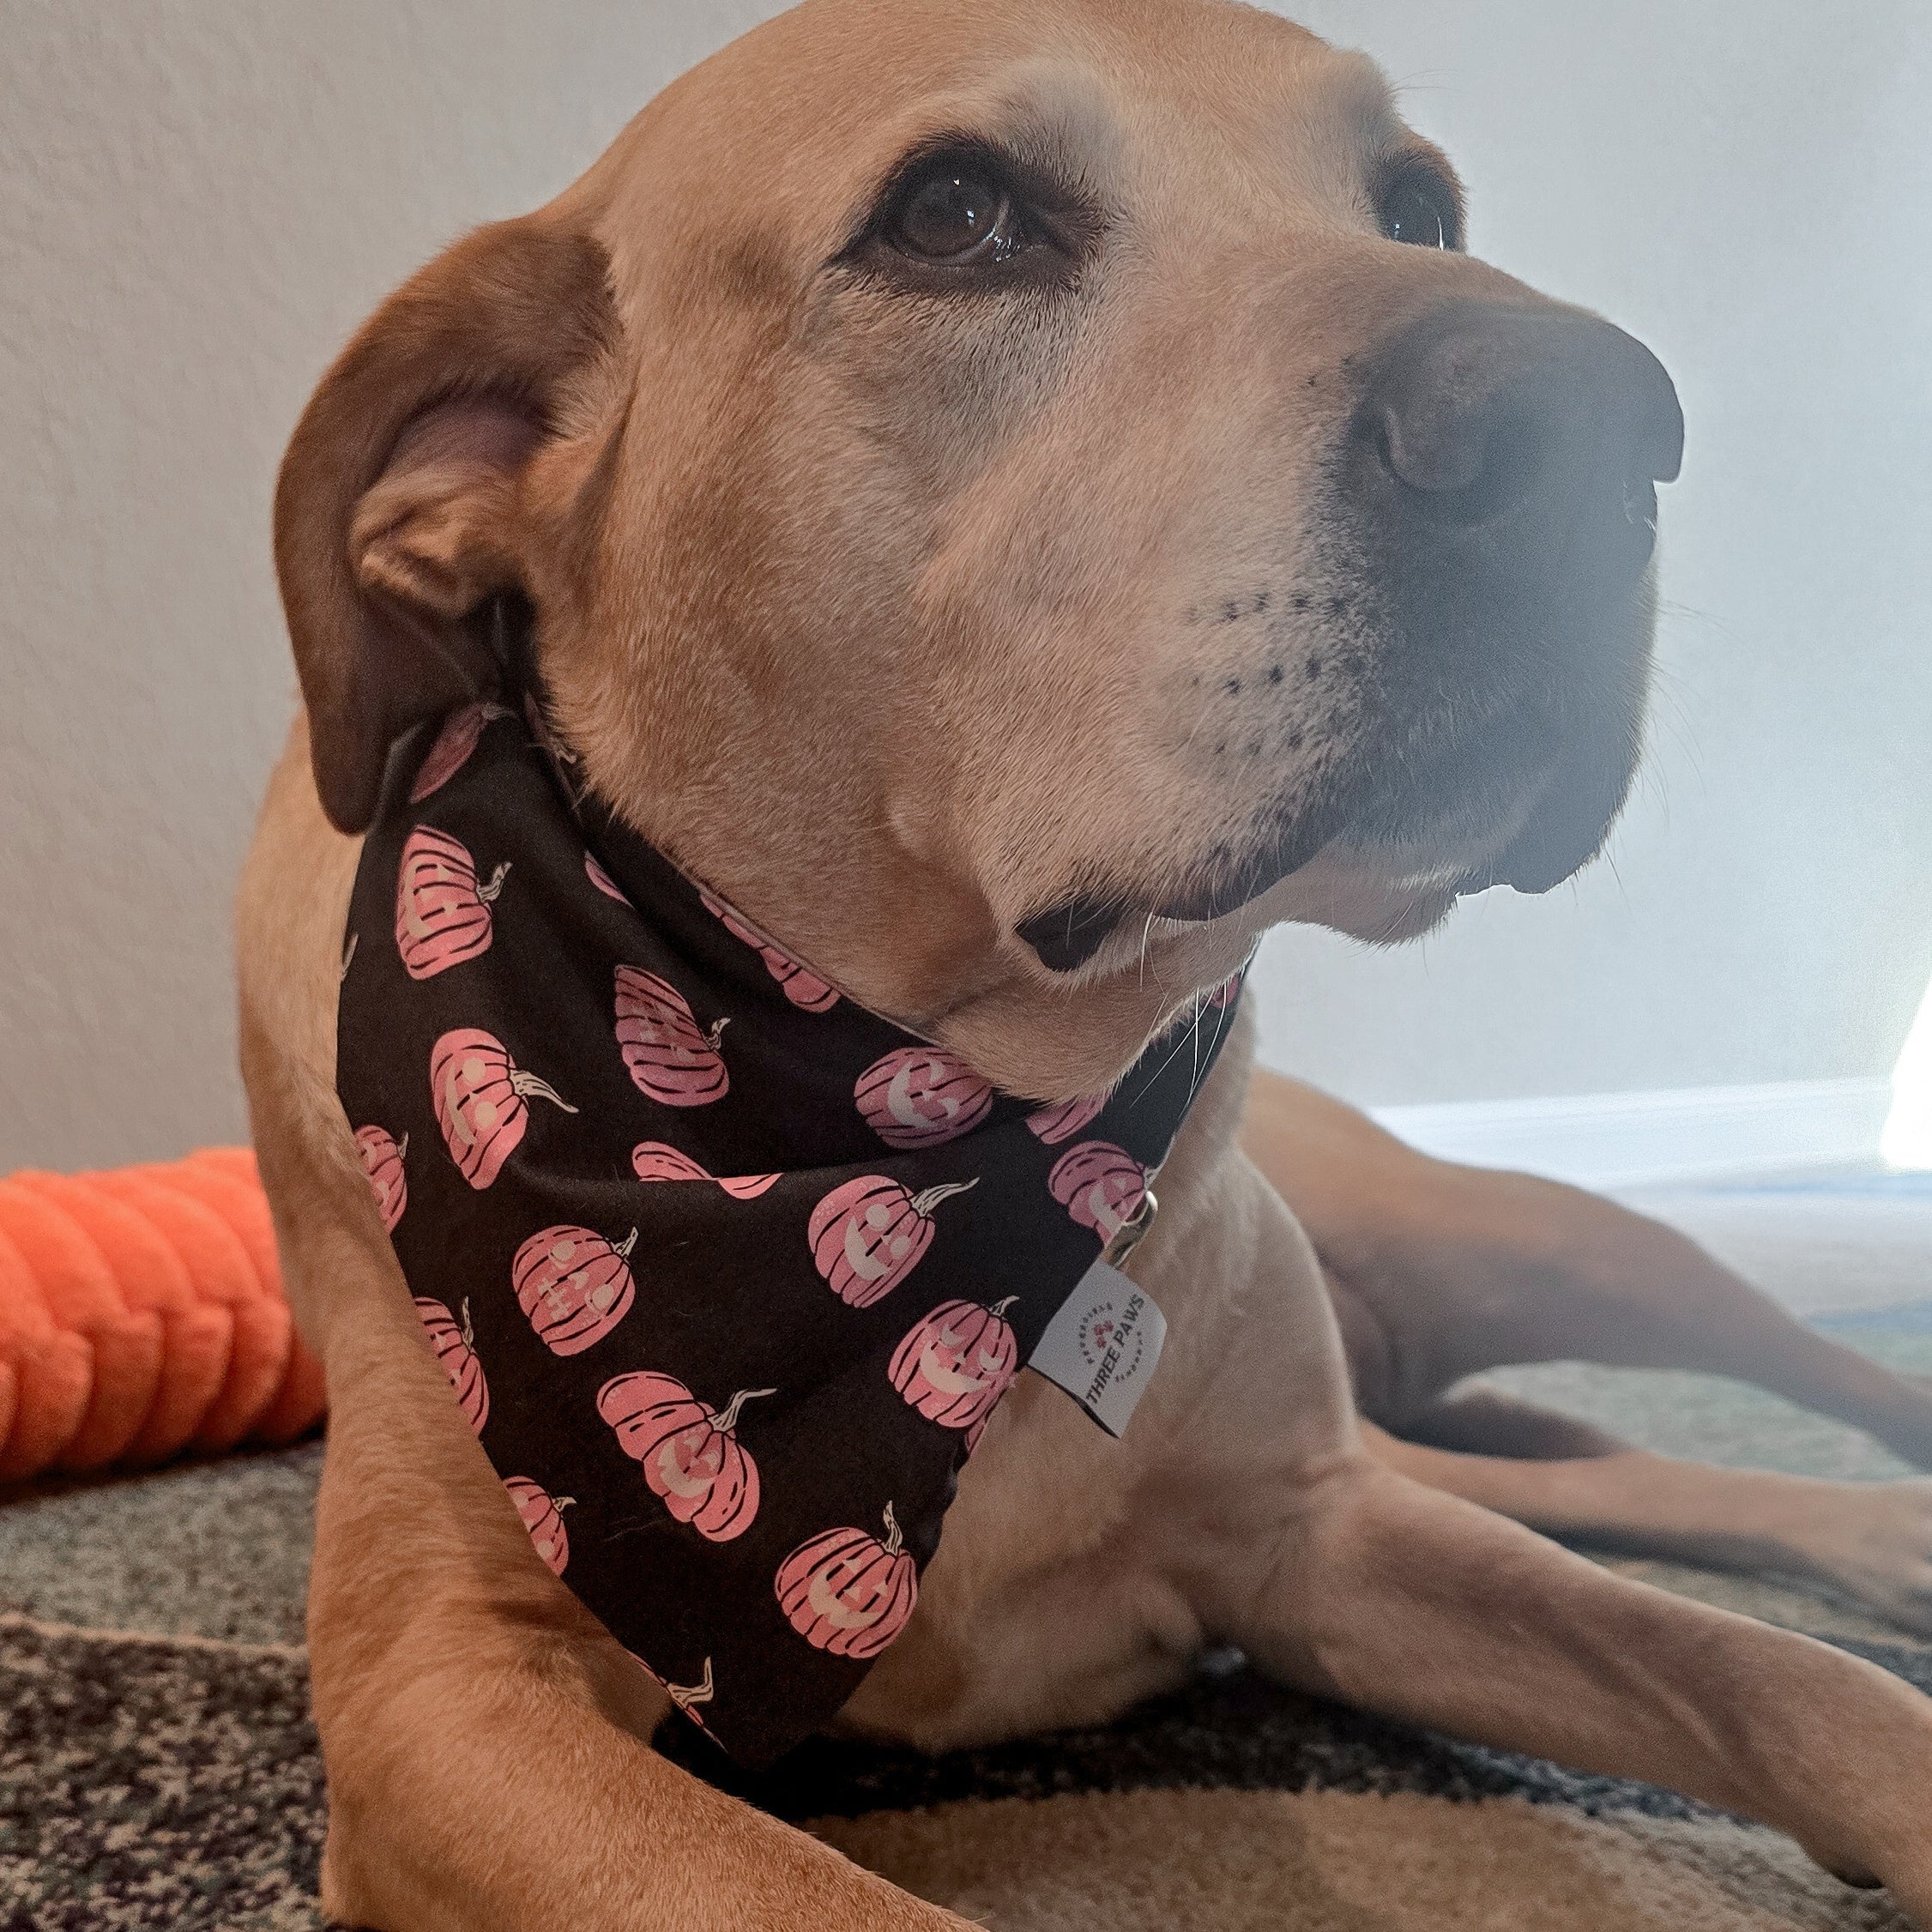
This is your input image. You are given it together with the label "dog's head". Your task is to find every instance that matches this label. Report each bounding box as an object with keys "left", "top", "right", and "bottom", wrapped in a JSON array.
[{"left": 277, "top": 0, "right": 1681, "bottom": 1098}]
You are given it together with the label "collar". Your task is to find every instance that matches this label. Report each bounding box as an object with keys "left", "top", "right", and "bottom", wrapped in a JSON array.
[{"left": 336, "top": 700, "right": 1243, "bottom": 1766}]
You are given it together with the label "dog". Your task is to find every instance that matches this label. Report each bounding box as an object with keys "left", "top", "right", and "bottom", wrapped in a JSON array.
[{"left": 236, "top": 1, "right": 1932, "bottom": 1923}]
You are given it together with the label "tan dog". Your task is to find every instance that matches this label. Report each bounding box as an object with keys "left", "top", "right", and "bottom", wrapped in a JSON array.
[{"left": 237, "top": 1, "right": 1932, "bottom": 1924}]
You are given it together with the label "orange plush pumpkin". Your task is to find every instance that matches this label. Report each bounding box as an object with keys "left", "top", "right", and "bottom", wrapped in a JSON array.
[{"left": 0, "top": 1148, "right": 325, "bottom": 1480}]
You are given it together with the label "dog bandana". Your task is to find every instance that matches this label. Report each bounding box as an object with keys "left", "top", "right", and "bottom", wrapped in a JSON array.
[{"left": 336, "top": 700, "right": 1243, "bottom": 1767}]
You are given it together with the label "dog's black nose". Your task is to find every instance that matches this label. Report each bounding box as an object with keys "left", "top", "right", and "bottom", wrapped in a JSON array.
[{"left": 1357, "top": 300, "right": 1684, "bottom": 597}]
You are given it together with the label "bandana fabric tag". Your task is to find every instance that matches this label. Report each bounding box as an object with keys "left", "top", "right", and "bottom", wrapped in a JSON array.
[{"left": 1025, "top": 1259, "right": 1167, "bottom": 1439}]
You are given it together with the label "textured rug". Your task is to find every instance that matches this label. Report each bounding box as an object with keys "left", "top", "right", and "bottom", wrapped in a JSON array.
[{"left": 5, "top": 1170, "right": 1931, "bottom": 1930}]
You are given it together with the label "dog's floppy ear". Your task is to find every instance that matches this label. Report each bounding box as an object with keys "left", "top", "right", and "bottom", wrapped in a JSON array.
[{"left": 274, "top": 214, "right": 618, "bottom": 833}]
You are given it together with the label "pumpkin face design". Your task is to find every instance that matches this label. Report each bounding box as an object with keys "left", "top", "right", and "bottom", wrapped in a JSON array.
[
  {"left": 614, "top": 966, "right": 729, "bottom": 1107},
  {"left": 430, "top": 1027, "right": 577, "bottom": 1189},
  {"left": 598, "top": 1372, "right": 770, "bottom": 1543},
  {"left": 807, "top": 1174, "right": 978, "bottom": 1308},
  {"left": 513, "top": 1224, "right": 637, "bottom": 1355},
  {"left": 701, "top": 891, "right": 840, "bottom": 1013},
  {"left": 395, "top": 826, "right": 508, "bottom": 980},
  {"left": 354, "top": 1124, "right": 408, "bottom": 1232},
  {"left": 584, "top": 852, "right": 631, "bottom": 904},
  {"left": 1025, "top": 1094, "right": 1108, "bottom": 1146},
  {"left": 854, "top": 1048, "right": 993, "bottom": 1150},
  {"left": 414, "top": 1295, "right": 488, "bottom": 1432},
  {"left": 631, "top": 1142, "right": 781, "bottom": 1199},
  {"left": 776, "top": 1502, "right": 918, "bottom": 1660},
  {"left": 504, "top": 1476, "right": 573, "bottom": 1576},
  {"left": 409, "top": 703, "right": 506, "bottom": 801},
  {"left": 888, "top": 1296, "right": 1019, "bottom": 1430},
  {"left": 1048, "top": 1140, "right": 1148, "bottom": 1244}
]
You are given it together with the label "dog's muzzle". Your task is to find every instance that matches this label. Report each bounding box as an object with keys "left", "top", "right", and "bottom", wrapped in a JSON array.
[
  {"left": 1021, "top": 298, "right": 1685, "bottom": 969},
  {"left": 1330, "top": 296, "right": 1684, "bottom": 897}
]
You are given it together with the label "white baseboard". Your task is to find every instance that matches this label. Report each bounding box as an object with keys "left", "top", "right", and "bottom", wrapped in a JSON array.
[{"left": 1370, "top": 1078, "right": 1893, "bottom": 1191}]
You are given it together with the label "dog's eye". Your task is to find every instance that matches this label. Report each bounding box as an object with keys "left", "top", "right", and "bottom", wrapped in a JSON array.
[
  {"left": 1379, "top": 166, "right": 1459, "bottom": 251},
  {"left": 887, "top": 161, "right": 1028, "bottom": 266}
]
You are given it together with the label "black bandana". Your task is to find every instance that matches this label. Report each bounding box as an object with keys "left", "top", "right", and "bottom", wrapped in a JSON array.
[{"left": 336, "top": 702, "right": 1242, "bottom": 1766}]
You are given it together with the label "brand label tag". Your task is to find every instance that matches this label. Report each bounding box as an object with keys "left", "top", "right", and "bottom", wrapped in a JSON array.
[{"left": 1026, "top": 1259, "right": 1167, "bottom": 1438}]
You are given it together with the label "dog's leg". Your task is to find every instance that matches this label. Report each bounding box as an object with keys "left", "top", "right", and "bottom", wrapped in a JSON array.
[
  {"left": 1242, "top": 1070, "right": 1932, "bottom": 1465},
  {"left": 1386, "top": 1384, "right": 1628, "bottom": 1459},
  {"left": 1210, "top": 1444, "right": 1932, "bottom": 1914},
  {"left": 285, "top": 1220, "right": 964, "bottom": 1932},
  {"left": 1186, "top": 1170, "right": 1932, "bottom": 1916},
  {"left": 238, "top": 757, "right": 962, "bottom": 1932},
  {"left": 1362, "top": 1421, "right": 1932, "bottom": 1636}
]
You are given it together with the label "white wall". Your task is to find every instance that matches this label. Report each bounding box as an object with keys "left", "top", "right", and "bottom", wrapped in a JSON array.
[
  {"left": 3, "top": 2, "right": 1926, "bottom": 1173},
  {"left": 0, "top": 1, "right": 781, "bottom": 1173},
  {"left": 1252, "top": 0, "right": 1932, "bottom": 1108}
]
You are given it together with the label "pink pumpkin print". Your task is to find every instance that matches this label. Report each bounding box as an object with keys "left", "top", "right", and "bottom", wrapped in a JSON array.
[
  {"left": 889, "top": 1296, "right": 1020, "bottom": 1431},
  {"left": 776, "top": 1502, "right": 918, "bottom": 1660},
  {"left": 631, "top": 1652, "right": 715, "bottom": 1731},
  {"left": 1025, "top": 1094, "right": 1108, "bottom": 1146},
  {"left": 513, "top": 1224, "right": 637, "bottom": 1356},
  {"left": 504, "top": 1476, "right": 573, "bottom": 1577},
  {"left": 1207, "top": 972, "right": 1243, "bottom": 1010},
  {"left": 430, "top": 1027, "right": 577, "bottom": 1189},
  {"left": 395, "top": 826, "right": 508, "bottom": 979},
  {"left": 598, "top": 1372, "right": 770, "bottom": 1543},
  {"left": 854, "top": 1048, "right": 993, "bottom": 1150},
  {"left": 700, "top": 891, "right": 840, "bottom": 1013},
  {"left": 585, "top": 852, "right": 631, "bottom": 904},
  {"left": 409, "top": 703, "right": 506, "bottom": 801},
  {"left": 631, "top": 1141, "right": 709, "bottom": 1184},
  {"left": 414, "top": 1295, "right": 488, "bottom": 1432},
  {"left": 807, "top": 1174, "right": 979, "bottom": 1309},
  {"left": 1048, "top": 1141, "right": 1148, "bottom": 1245},
  {"left": 614, "top": 967, "right": 729, "bottom": 1107},
  {"left": 631, "top": 1142, "right": 782, "bottom": 1198},
  {"left": 354, "top": 1125, "right": 408, "bottom": 1233},
  {"left": 766, "top": 956, "right": 836, "bottom": 1012}
]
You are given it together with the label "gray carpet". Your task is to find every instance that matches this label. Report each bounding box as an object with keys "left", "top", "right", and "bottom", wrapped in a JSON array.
[{"left": 5, "top": 1171, "right": 1930, "bottom": 1930}]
